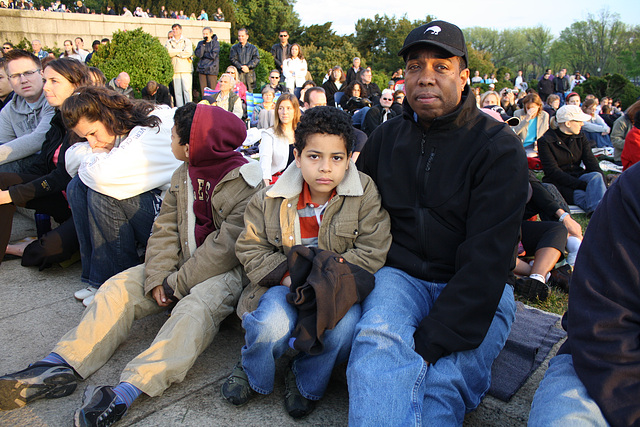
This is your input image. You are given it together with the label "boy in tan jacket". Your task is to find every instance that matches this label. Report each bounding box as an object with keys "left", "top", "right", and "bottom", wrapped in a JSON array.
[{"left": 221, "top": 106, "right": 391, "bottom": 418}]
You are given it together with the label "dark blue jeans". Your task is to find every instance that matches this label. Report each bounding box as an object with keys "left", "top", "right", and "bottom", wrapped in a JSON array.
[{"left": 66, "top": 176, "right": 160, "bottom": 287}]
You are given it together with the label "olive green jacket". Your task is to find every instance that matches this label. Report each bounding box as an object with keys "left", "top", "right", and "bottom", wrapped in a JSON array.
[{"left": 235, "top": 161, "right": 391, "bottom": 316}]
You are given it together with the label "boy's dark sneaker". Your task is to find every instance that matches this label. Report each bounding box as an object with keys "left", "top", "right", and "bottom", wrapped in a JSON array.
[
  {"left": 221, "top": 361, "right": 253, "bottom": 406},
  {"left": 0, "top": 362, "right": 77, "bottom": 410},
  {"left": 515, "top": 277, "right": 550, "bottom": 302},
  {"left": 74, "top": 385, "right": 127, "bottom": 427},
  {"left": 549, "top": 264, "right": 572, "bottom": 293},
  {"left": 284, "top": 367, "right": 315, "bottom": 419}
]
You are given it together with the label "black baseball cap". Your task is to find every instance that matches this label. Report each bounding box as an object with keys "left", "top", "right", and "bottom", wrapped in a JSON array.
[{"left": 398, "top": 20, "right": 468, "bottom": 66}]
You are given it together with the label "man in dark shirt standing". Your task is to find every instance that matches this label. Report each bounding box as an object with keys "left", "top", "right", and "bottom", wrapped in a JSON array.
[
  {"left": 270, "top": 30, "right": 291, "bottom": 76},
  {"left": 348, "top": 20, "right": 528, "bottom": 425},
  {"left": 230, "top": 28, "right": 260, "bottom": 93}
]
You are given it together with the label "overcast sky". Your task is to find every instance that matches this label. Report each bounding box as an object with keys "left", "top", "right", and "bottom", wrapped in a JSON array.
[{"left": 295, "top": 0, "right": 640, "bottom": 38}]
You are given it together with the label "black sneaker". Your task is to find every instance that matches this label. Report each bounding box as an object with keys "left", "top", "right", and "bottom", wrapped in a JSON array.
[
  {"left": 74, "top": 385, "right": 127, "bottom": 427},
  {"left": 221, "top": 361, "right": 253, "bottom": 406},
  {"left": 549, "top": 265, "right": 572, "bottom": 293},
  {"left": 0, "top": 362, "right": 77, "bottom": 410},
  {"left": 284, "top": 367, "right": 315, "bottom": 419},
  {"left": 514, "top": 277, "right": 550, "bottom": 301}
]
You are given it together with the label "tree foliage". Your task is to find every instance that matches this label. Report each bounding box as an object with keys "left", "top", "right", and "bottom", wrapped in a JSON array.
[
  {"left": 553, "top": 9, "right": 628, "bottom": 76},
  {"left": 232, "top": 0, "right": 301, "bottom": 51},
  {"left": 350, "top": 14, "right": 434, "bottom": 73},
  {"left": 89, "top": 28, "right": 173, "bottom": 90}
]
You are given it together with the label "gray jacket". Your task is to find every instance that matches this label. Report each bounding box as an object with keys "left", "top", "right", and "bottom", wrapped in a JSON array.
[{"left": 0, "top": 91, "right": 55, "bottom": 165}]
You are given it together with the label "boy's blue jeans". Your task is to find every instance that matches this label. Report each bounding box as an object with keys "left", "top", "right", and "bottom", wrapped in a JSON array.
[
  {"left": 347, "top": 266, "right": 516, "bottom": 426},
  {"left": 241, "top": 285, "right": 360, "bottom": 400},
  {"left": 529, "top": 353, "right": 609, "bottom": 426},
  {"left": 67, "top": 176, "right": 159, "bottom": 287}
]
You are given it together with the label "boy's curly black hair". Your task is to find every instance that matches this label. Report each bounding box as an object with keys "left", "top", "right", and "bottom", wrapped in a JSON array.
[
  {"left": 173, "top": 102, "right": 197, "bottom": 145},
  {"left": 294, "top": 107, "right": 354, "bottom": 154}
]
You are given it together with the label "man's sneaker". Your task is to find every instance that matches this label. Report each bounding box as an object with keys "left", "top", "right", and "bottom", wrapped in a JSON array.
[
  {"left": 284, "top": 367, "right": 315, "bottom": 419},
  {"left": 74, "top": 287, "right": 97, "bottom": 301},
  {"left": 74, "top": 385, "right": 127, "bottom": 427},
  {"left": 0, "top": 363, "right": 77, "bottom": 410},
  {"left": 549, "top": 264, "right": 572, "bottom": 293},
  {"left": 221, "top": 360, "right": 253, "bottom": 406},
  {"left": 514, "top": 277, "right": 550, "bottom": 302}
]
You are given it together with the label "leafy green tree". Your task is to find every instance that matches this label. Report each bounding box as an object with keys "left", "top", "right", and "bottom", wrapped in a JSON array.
[
  {"left": 573, "top": 74, "right": 640, "bottom": 109},
  {"left": 232, "top": 0, "right": 301, "bottom": 51},
  {"left": 467, "top": 44, "right": 494, "bottom": 76},
  {"left": 551, "top": 9, "right": 628, "bottom": 76},
  {"left": 89, "top": 28, "right": 173, "bottom": 90},
  {"left": 522, "top": 26, "right": 553, "bottom": 77},
  {"left": 303, "top": 38, "right": 361, "bottom": 83},
  {"left": 618, "top": 25, "right": 640, "bottom": 81},
  {"left": 351, "top": 14, "right": 433, "bottom": 73}
]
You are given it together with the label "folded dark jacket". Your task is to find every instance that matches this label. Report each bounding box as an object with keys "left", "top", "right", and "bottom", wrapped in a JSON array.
[{"left": 286, "top": 245, "right": 374, "bottom": 355}]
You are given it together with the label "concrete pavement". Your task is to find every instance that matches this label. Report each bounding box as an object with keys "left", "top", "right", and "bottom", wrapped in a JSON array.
[{"left": 0, "top": 212, "right": 560, "bottom": 426}]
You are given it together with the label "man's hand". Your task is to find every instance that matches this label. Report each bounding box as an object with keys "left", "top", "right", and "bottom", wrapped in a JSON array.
[
  {"left": 0, "top": 189, "right": 12, "bottom": 205},
  {"left": 152, "top": 285, "right": 172, "bottom": 307},
  {"left": 241, "top": 65, "right": 250, "bottom": 74}
]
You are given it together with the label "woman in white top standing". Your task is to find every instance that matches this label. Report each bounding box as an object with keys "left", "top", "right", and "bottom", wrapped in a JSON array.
[
  {"left": 282, "top": 44, "right": 307, "bottom": 96},
  {"left": 259, "top": 93, "right": 300, "bottom": 185}
]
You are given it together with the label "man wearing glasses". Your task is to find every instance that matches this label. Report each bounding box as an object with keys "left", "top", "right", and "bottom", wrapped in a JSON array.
[
  {"left": 270, "top": 30, "right": 291, "bottom": 76},
  {"left": 0, "top": 50, "right": 54, "bottom": 173},
  {"left": 264, "top": 69, "right": 287, "bottom": 95},
  {"left": 2, "top": 43, "right": 14, "bottom": 56}
]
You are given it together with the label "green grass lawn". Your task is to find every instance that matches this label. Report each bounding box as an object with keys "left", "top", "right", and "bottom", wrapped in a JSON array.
[{"left": 515, "top": 213, "right": 590, "bottom": 315}]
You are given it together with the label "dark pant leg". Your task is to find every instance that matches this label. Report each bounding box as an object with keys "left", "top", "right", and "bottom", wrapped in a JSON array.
[{"left": 22, "top": 218, "right": 79, "bottom": 269}]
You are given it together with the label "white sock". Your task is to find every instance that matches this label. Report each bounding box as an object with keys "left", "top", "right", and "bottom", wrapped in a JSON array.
[{"left": 530, "top": 273, "right": 546, "bottom": 283}]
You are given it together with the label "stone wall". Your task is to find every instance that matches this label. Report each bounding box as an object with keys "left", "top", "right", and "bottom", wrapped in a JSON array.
[{"left": 0, "top": 9, "right": 231, "bottom": 50}]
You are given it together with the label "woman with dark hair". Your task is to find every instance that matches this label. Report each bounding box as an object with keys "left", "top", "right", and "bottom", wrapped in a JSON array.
[
  {"left": 59, "top": 40, "right": 81, "bottom": 61},
  {"left": 581, "top": 98, "right": 611, "bottom": 148},
  {"left": 259, "top": 93, "right": 301, "bottom": 185},
  {"left": 62, "top": 86, "right": 181, "bottom": 305},
  {"left": 339, "top": 81, "right": 371, "bottom": 115},
  {"left": 282, "top": 43, "right": 307, "bottom": 95},
  {"left": 322, "top": 66, "right": 346, "bottom": 107},
  {"left": 88, "top": 66, "right": 106, "bottom": 86},
  {"left": 513, "top": 92, "right": 550, "bottom": 155},
  {"left": 0, "top": 58, "right": 91, "bottom": 267}
]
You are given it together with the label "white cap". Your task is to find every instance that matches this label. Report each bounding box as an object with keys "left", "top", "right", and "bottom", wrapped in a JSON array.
[{"left": 556, "top": 105, "right": 592, "bottom": 123}]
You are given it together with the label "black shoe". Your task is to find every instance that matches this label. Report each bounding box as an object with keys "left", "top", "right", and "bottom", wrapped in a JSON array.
[
  {"left": 514, "top": 277, "right": 550, "bottom": 302},
  {"left": 74, "top": 385, "right": 127, "bottom": 427},
  {"left": 0, "top": 362, "right": 77, "bottom": 411},
  {"left": 284, "top": 367, "right": 315, "bottom": 419},
  {"left": 221, "top": 361, "right": 253, "bottom": 406},
  {"left": 549, "top": 265, "right": 572, "bottom": 293}
]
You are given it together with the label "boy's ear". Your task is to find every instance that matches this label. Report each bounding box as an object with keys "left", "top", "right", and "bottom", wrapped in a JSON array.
[
  {"left": 293, "top": 147, "right": 301, "bottom": 168},
  {"left": 183, "top": 143, "right": 189, "bottom": 160}
]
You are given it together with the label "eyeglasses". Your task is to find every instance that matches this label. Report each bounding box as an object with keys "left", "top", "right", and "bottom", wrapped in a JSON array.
[
  {"left": 279, "top": 34, "right": 288, "bottom": 38},
  {"left": 2, "top": 47, "right": 11, "bottom": 50},
  {"left": 381, "top": 97, "right": 393, "bottom": 101},
  {"left": 269, "top": 75, "right": 279, "bottom": 79},
  {"left": 8, "top": 69, "right": 41, "bottom": 82}
]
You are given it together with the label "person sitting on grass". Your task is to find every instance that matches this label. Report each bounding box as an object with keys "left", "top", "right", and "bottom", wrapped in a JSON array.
[
  {"left": 221, "top": 106, "right": 391, "bottom": 419},
  {"left": 0, "top": 103, "right": 264, "bottom": 427}
]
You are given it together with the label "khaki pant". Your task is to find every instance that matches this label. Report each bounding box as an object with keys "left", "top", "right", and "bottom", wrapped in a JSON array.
[{"left": 54, "top": 264, "right": 244, "bottom": 397}]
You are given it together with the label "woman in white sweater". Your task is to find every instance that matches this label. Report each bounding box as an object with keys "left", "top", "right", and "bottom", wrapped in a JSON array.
[
  {"left": 61, "top": 86, "right": 181, "bottom": 305},
  {"left": 259, "top": 93, "right": 300, "bottom": 185},
  {"left": 282, "top": 44, "right": 308, "bottom": 94}
]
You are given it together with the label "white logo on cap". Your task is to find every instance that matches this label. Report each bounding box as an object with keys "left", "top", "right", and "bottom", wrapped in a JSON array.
[{"left": 424, "top": 26, "right": 442, "bottom": 36}]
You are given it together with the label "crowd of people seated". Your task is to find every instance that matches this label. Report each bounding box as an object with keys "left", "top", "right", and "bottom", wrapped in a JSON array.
[{"left": 1, "top": 18, "right": 639, "bottom": 427}]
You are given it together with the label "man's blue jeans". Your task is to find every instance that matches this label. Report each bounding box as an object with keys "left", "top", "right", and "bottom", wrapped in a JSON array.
[
  {"left": 347, "top": 266, "right": 516, "bottom": 426},
  {"left": 66, "top": 176, "right": 159, "bottom": 287},
  {"left": 241, "top": 285, "right": 360, "bottom": 400},
  {"left": 573, "top": 172, "right": 606, "bottom": 214},
  {"left": 529, "top": 353, "right": 609, "bottom": 426}
]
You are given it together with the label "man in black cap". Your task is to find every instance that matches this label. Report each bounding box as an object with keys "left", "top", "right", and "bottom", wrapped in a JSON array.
[{"left": 348, "top": 20, "right": 529, "bottom": 424}]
